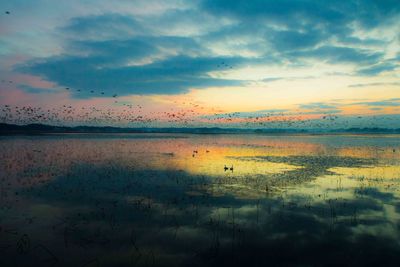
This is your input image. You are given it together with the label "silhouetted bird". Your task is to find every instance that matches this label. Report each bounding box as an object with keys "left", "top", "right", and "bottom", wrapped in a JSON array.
[
  {"left": 224, "top": 165, "right": 228, "bottom": 171},
  {"left": 230, "top": 165, "right": 234, "bottom": 172},
  {"left": 5, "top": 11, "right": 10, "bottom": 14}
]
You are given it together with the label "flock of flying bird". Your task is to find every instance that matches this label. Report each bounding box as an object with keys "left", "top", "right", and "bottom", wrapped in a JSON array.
[
  {"left": 1, "top": 60, "right": 395, "bottom": 129},
  {"left": 0, "top": 96, "right": 391, "bottom": 129},
  {"left": 2, "top": 77, "right": 384, "bottom": 128},
  {"left": 0, "top": 9, "right": 394, "bottom": 129}
]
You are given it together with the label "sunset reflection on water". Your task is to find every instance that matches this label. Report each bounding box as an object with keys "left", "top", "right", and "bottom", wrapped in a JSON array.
[{"left": 1, "top": 134, "right": 400, "bottom": 266}]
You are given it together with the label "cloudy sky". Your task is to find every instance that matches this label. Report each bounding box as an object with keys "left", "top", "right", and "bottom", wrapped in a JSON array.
[{"left": 0, "top": 0, "right": 399, "bottom": 128}]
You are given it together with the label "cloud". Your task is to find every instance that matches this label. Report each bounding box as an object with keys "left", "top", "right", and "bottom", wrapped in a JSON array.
[
  {"left": 299, "top": 102, "right": 339, "bottom": 110},
  {"left": 21, "top": 54, "right": 247, "bottom": 97},
  {"left": 288, "top": 46, "right": 383, "bottom": 65},
  {"left": 261, "top": 77, "right": 284, "bottom": 83},
  {"left": 3, "top": 0, "right": 400, "bottom": 100},
  {"left": 267, "top": 29, "right": 325, "bottom": 51},
  {"left": 201, "top": 0, "right": 400, "bottom": 28},
  {"left": 16, "top": 11, "right": 254, "bottom": 97},
  {"left": 62, "top": 14, "right": 147, "bottom": 41},
  {"left": 348, "top": 82, "right": 400, "bottom": 88},
  {"left": 200, "top": 0, "right": 398, "bottom": 72},
  {"left": 357, "top": 62, "right": 399, "bottom": 75},
  {"left": 297, "top": 101, "right": 343, "bottom": 115},
  {"left": 355, "top": 99, "right": 400, "bottom": 107},
  {"left": 201, "top": 0, "right": 347, "bottom": 26},
  {"left": 18, "top": 84, "right": 60, "bottom": 94},
  {"left": 301, "top": 109, "right": 342, "bottom": 115},
  {"left": 254, "top": 109, "right": 289, "bottom": 113}
]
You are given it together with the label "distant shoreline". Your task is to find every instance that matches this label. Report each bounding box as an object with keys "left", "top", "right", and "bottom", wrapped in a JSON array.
[{"left": 1, "top": 123, "right": 400, "bottom": 135}]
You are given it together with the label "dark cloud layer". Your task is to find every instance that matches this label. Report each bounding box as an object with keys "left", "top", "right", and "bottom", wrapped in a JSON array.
[
  {"left": 18, "top": 0, "right": 400, "bottom": 97},
  {"left": 23, "top": 54, "right": 247, "bottom": 96}
]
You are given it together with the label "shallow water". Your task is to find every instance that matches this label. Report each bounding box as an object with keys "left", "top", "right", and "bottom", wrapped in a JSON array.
[{"left": 1, "top": 134, "right": 400, "bottom": 266}]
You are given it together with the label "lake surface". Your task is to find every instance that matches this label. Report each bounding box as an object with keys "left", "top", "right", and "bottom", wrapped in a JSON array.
[{"left": 1, "top": 134, "right": 400, "bottom": 266}]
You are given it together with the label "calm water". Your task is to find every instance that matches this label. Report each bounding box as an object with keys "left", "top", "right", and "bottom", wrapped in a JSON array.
[{"left": 1, "top": 134, "right": 400, "bottom": 266}]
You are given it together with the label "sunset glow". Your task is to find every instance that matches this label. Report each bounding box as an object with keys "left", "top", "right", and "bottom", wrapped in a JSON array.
[{"left": 1, "top": 0, "right": 399, "bottom": 128}]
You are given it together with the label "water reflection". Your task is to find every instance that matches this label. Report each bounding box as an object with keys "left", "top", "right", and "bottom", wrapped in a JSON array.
[{"left": 0, "top": 134, "right": 400, "bottom": 266}]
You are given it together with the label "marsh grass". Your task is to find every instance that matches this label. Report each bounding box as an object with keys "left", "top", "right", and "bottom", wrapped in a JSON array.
[{"left": 0, "top": 134, "right": 399, "bottom": 266}]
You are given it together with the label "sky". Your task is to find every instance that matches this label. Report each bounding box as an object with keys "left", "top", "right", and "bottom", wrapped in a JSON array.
[{"left": 0, "top": 0, "right": 399, "bottom": 129}]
